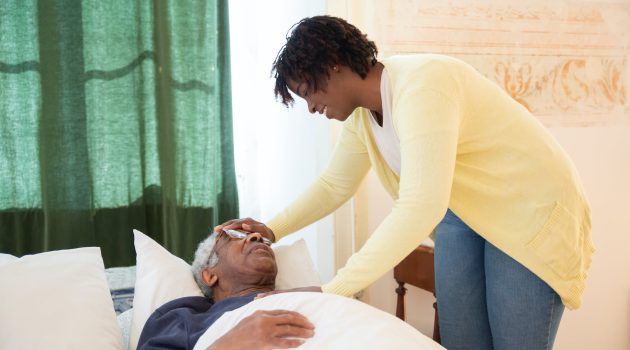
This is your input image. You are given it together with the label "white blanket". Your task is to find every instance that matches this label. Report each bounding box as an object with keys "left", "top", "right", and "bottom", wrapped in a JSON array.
[{"left": 193, "top": 292, "right": 445, "bottom": 350}]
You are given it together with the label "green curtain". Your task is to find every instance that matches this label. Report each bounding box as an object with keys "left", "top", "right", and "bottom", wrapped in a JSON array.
[{"left": 0, "top": 0, "right": 238, "bottom": 267}]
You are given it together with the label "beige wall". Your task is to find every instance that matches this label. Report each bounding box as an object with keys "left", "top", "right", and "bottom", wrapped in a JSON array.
[{"left": 328, "top": 1, "right": 630, "bottom": 348}]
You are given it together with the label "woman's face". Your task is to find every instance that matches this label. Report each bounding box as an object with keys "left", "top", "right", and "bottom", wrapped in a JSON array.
[{"left": 287, "top": 66, "right": 357, "bottom": 122}]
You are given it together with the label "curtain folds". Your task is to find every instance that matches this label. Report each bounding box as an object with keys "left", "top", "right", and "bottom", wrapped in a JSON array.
[{"left": 0, "top": 0, "right": 238, "bottom": 266}]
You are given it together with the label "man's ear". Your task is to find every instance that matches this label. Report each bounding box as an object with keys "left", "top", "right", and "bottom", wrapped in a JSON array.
[{"left": 201, "top": 268, "right": 219, "bottom": 288}]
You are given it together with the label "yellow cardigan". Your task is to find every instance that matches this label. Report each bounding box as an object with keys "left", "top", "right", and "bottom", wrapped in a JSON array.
[{"left": 267, "top": 54, "right": 593, "bottom": 310}]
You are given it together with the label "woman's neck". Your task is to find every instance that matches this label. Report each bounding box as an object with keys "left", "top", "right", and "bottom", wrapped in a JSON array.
[{"left": 358, "top": 62, "right": 384, "bottom": 117}]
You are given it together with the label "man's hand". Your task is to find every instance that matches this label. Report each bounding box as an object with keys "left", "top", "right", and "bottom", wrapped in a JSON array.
[
  {"left": 207, "top": 309, "right": 315, "bottom": 350},
  {"left": 214, "top": 218, "right": 276, "bottom": 243},
  {"left": 256, "top": 286, "right": 323, "bottom": 299}
]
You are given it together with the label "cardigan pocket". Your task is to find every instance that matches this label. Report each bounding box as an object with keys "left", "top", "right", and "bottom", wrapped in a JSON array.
[{"left": 526, "top": 202, "right": 581, "bottom": 280}]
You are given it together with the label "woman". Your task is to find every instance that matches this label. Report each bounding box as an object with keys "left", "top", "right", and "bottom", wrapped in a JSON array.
[{"left": 216, "top": 15, "right": 593, "bottom": 350}]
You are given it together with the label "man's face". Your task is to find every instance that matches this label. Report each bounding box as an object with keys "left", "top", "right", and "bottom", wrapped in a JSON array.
[{"left": 211, "top": 231, "right": 277, "bottom": 287}]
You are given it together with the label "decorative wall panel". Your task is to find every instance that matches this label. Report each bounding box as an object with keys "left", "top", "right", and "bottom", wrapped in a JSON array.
[{"left": 351, "top": 1, "right": 630, "bottom": 126}]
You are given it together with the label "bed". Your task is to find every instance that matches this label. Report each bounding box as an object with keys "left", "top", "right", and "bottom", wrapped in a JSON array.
[{"left": 0, "top": 230, "right": 444, "bottom": 350}]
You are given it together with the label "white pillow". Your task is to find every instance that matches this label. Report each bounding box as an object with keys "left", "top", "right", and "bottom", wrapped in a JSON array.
[
  {"left": 127, "top": 230, "right": 204, "bottom": 350},
  {"left": 128, "top": 229, "right": 320, "bottom": 350},
  {"left": 0, "top": 253, "right": 17, "bottom": 264},
  {"left": 273, "top": 239, "right": 321, "bottom": 289},
  {"left": 0, "top": 247, "right": 123, "bottom": 350}
]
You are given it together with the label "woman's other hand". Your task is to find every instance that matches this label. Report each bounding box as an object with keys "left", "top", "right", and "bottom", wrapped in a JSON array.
[{"left": 214, "top": 217, "right": 276, "bottom": 243}]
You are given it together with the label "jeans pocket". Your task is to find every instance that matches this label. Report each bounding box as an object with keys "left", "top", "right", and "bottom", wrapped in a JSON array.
[{"left": 526, "top": 202, "right": 581, "bottom": 280}]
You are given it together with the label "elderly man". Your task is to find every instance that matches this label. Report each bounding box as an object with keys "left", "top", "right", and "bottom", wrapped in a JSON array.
[{"left": 137, "top": 230, "right": 315, "bottom": 350}]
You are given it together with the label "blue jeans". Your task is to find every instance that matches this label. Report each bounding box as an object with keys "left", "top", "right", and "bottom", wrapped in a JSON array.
[{"left": 434, "top": 209, "right": 564, "bottom": 350}]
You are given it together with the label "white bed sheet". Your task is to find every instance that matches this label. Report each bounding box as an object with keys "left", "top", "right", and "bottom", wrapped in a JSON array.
[{"left": 194, "top": 292, "right": 445, "bottom": 350}]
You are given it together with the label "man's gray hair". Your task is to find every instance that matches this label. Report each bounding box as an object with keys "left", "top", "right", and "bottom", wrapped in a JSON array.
[{"left": 191, "top": 231, "right": 220, "bottom": 299}]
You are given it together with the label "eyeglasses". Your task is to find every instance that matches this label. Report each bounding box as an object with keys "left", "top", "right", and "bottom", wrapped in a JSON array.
[
  {"left": 207, "top": 229, "right": 273, "bottom": 266},
  {"left": 220, "top": 229, "right": 273, "bottom": 246}
]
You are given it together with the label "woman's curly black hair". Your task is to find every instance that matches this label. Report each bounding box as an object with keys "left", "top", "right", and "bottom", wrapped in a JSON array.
[{"left": 272, "top": 15, "right": 378, "bottom": 106}]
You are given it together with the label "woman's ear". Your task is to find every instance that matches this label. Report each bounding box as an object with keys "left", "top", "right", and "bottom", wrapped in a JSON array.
[{"left": 201, "top": 268, "right": 219, "bottom": 288}]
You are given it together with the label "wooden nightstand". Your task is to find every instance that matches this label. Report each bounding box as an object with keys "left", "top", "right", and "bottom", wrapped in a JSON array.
[{"left": 394, "top": 245, "right": 440, "bottom": 344}]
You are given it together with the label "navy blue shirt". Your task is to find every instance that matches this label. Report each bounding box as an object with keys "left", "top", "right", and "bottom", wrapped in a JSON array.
[{"left": 138, "top": 294, "right": 256, "bottom": 350}]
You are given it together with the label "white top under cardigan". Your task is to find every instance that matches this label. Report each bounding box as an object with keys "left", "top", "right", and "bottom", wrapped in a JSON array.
[{"left": 368, "top": 68, "right": 401, "bottom": 176}]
